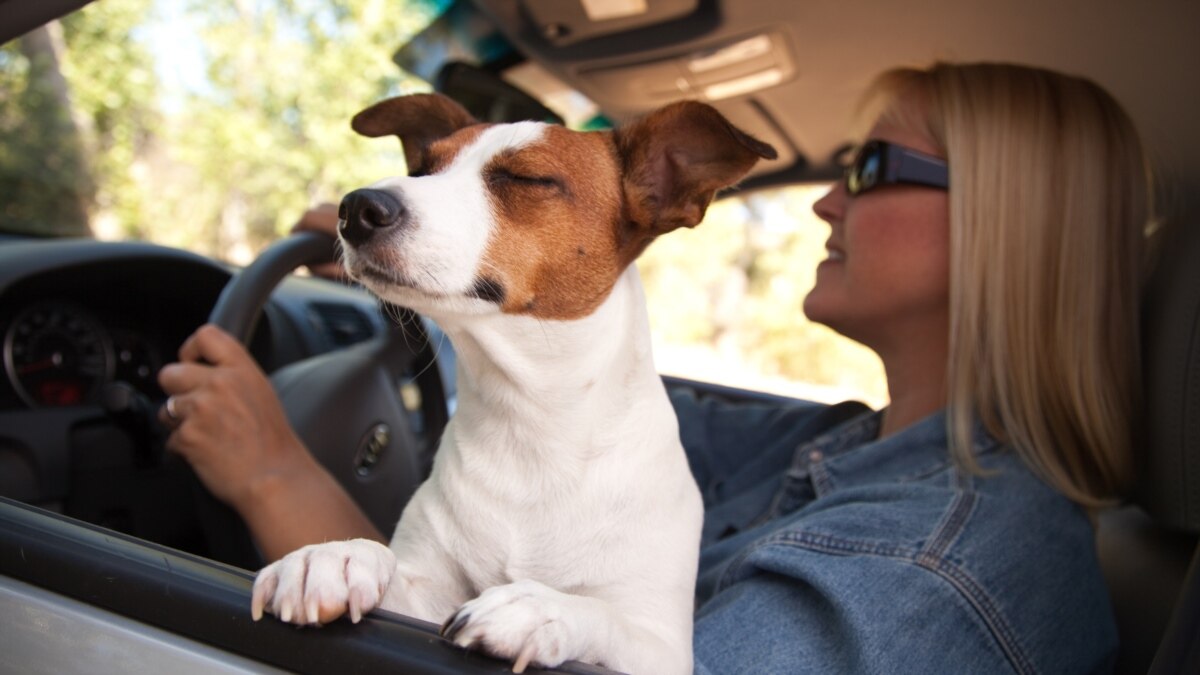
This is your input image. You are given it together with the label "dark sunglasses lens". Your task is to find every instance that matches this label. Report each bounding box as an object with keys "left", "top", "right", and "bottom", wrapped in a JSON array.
[{"left": 848, "top": 144, "right": 881, "bottom": 195}]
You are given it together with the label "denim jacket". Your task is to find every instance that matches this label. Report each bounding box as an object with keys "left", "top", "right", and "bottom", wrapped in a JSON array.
[{"left": 670, "top": 389, "right": 1116, "bottom": 675}]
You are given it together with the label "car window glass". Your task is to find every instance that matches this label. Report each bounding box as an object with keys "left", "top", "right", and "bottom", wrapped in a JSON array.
[{"left": 0, "top": 0, "right": 439, "bottom": 253}]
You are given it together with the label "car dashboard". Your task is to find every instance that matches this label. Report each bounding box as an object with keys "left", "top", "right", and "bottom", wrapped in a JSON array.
[
  {"left": 0, "top": 252, "right": 224, "bottom": 411},
  {"left": 0, "top": 236, "right": 392, "bottom": 546}
]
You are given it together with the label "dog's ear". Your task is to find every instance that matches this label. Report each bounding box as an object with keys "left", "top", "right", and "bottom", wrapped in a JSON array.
[
  {"left": 615, "top": 101, "right": 776, "bottom": 237},
  {"left": 351, "top": 93, "right": 478, "bottom": 175}
]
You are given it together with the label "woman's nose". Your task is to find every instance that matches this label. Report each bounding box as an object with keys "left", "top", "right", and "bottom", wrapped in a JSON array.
[{"left": 812, "top": 180, "right": 846, "bottom": 224}]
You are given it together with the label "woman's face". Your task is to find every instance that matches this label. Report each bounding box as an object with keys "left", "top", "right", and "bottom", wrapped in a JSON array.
[{"left": 804, "top": 104, "right": 951, "bottom": 352}]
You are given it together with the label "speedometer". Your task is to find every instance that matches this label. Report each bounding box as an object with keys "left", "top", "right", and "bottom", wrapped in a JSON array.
[{"left": 3, "top": 302, "right": 115, "bottom": 407}]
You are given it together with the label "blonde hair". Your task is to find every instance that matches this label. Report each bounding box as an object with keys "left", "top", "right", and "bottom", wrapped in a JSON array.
[{"left": 863, "top": 63, "right": 1153, "bottom": 506}]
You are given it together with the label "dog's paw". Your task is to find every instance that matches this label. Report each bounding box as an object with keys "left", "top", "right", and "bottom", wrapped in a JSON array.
[
  {"left": 251, "top": 538, "right": 395, "bottom": 626},
  {"left": 440, "top": 579, "right": 587, "bottom": 673}
]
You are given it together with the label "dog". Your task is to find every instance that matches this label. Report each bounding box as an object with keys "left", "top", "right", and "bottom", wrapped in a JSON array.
[{"left": 250, "top": 92, "right": 776, "bottom": 674}]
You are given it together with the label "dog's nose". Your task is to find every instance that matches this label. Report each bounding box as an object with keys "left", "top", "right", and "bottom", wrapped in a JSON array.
[{"left": 338, "top": 189, "right": 406, "bottom": 246}]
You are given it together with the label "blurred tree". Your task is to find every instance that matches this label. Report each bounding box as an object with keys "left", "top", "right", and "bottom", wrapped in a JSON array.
[
  {"left": 1, "top": 0, "right": 439, "bottom": 253},
  {"left": 59, "top": 0, "right": 161, "bottom": 240},
  {"left": 160, "top": 0, "right": 439, "bottom": 260},
  {"left": 0, "top": 24, "right": 95, "bottom": 237},
  {"left": 0, "top": 0, "right": 159, "bottom": 238}
]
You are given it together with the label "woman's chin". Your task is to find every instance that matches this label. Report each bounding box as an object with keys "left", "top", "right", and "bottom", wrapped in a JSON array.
[{"left": 802, "top": 287, "right": 837, "bottom": 326}]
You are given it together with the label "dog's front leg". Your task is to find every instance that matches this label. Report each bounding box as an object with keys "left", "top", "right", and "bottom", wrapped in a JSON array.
[{"left": 440, "top": 579, "right": 690, "bottom": 675}]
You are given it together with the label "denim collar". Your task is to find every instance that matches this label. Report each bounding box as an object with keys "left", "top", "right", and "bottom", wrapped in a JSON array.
[{"left": 787, "top": 408, "right": 1004, "bottom": 495}]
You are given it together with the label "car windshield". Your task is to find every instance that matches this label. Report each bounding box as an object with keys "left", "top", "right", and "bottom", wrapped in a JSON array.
[
  {"left": 0, "top": 0, "right": 885, "bottom": 405},
  {"left": 0, "top": 0, "right": 442, "bottom": 246}
]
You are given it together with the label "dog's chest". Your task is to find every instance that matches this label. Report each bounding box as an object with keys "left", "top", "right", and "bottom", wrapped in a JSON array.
[{"left": 437, "top": 465, "right": 640, "bottom": 591}]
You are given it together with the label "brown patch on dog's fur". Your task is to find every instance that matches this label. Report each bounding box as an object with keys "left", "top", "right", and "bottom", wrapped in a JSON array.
[
  {"left": 479, "top": 126, "right": 628, "bottom": 320},
  {"left": 476, "top": 102, "right": 776, "bottom": 321}
]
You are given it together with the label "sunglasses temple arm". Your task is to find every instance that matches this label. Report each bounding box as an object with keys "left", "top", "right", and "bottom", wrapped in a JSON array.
[{"left": 896, "top": 152, "right": 950, "bottom": 189}]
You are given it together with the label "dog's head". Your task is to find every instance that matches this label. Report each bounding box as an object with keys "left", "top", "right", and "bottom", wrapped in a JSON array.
[{"left": 338, "top": 93, "right": 776, "bottom": 320}]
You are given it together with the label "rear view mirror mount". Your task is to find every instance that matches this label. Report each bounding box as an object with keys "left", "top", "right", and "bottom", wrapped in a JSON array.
[{"left": 435, "top": 61, "right": 564, "bottom": 126}]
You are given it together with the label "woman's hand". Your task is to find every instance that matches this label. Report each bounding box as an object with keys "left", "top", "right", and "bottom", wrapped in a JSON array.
[
  {"left": 157, "top": 324, "right": 309, "bottom": 511},
  {"left": 157, "top": 324, "right": 385, "bottom": 560},
  {"left": 291, "top": 202, "right": 347, "bottom": 281}
]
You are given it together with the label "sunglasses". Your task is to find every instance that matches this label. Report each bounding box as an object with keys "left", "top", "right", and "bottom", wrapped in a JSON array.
[{"left": 844, "top": 140, "right": 949, "bottom": 196}]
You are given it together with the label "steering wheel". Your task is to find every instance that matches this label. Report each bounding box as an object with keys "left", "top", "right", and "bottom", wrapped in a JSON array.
[{"left": 193, "top": 231, "right": 448, "bottom": 569}]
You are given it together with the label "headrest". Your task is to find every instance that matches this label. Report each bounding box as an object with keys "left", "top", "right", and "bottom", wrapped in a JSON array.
[{"left": 1139, "top": 211, "right": 1200, "bottom": 532}]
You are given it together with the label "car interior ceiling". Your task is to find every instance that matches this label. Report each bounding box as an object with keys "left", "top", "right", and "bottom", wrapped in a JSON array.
[
  {"left": 467, "top": 1, "right": 1200, "bottom": 193},
  {"left": 2, "top": 0, "right": 1199, "bottom": 672}
]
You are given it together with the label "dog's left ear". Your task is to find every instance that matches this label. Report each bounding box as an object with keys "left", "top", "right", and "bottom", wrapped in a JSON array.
[
  {"left": 614, "top": 101, "right": 777, "bottom": 236},
  {"left": 351, "top": 93, "right": 478, "bottom": 174}
]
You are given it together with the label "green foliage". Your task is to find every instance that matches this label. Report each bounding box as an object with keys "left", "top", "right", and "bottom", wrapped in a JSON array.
[
  {"left": 0, "top": 32, "right": 95, "bottom": 237},
  {"left": 59, "top": 0, "right": 160, "bottom": 239},
  {"left": 1, "top": 0, "right": 438, "bottom": 254},
  {"left": 123, "top": 0, "right": 438, "bottom": 257}
]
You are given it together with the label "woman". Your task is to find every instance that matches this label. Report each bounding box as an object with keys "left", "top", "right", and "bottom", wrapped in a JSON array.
[
  {"left": 159, "top": 62, "right": 1153, "bottom": 672},
  {"left": 675, "top": 62, "right": 1151, "bottom": 673}
]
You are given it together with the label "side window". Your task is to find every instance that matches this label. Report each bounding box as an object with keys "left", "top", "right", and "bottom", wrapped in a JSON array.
[{"left": 637, "top": 185, "right": 887, "bottom": 408}]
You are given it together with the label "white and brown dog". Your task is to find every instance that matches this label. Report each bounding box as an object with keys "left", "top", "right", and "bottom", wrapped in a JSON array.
[{"left": 250, "top": 93, "right": 776, "bottom": 673}]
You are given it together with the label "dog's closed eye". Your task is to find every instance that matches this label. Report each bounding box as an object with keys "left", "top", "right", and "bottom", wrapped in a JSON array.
[{"left": 488, "top": 168, "right": 564, "bottom": 192}]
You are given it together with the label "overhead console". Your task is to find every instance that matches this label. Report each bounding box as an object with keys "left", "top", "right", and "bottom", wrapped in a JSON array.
[
  {"left": 579, "top": 32, "right": 794, "bottom": 107},
  {"left": 517, "top": 0, "right": 703, "bottom": 46},
  {"left": 471, "top": 0, "right": 800, "bottom": 179}
]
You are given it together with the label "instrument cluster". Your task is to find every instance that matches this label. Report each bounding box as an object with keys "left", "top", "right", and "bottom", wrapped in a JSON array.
[{"left": 2, "top": 300, "right": 164, "bottom": 408}]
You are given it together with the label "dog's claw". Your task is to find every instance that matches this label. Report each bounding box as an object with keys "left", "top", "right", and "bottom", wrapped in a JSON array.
[
  {"left": 440, "top": 610, "right": 471, "bottom": 641},
  {"left": 348, "top": 587, "right": 363, "bottom": 624},
  {"left": 513, "top": 642, "right": 537, "bottom": 673},
  {"left": 305, "top": 596, "right": 319, "bottom": 625}
]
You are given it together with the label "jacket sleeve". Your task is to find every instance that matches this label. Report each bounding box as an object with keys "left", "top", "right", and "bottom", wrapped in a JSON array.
[{"left": 691, "top": 543, "right": 1021, "bottom": 675}]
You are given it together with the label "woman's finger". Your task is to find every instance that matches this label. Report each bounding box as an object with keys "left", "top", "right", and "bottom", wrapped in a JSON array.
[
  {"left": 178, "top": 324, "right": 254, "bottom": 368},
  {"left": 157, "top": 362, "right": 213, "bottom": 395}
]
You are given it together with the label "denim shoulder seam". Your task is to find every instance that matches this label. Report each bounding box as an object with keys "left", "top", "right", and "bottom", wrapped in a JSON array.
[
  {"left": 912, "top": 554, "right": 1037, "bottom": 675},
  {"left": 722, "top": 527, "right": 1038, "bottom": 675},
  {"left": 919, "top": 487, "right": 975, "bottom": 563},
  {"left": 918, "top": 484, "right": 1036, "bottom": 674}
]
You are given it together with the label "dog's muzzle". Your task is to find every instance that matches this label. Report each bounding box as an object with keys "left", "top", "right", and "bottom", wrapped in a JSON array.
[{"left": 338, "top": 188, "right": 407, "bottom": 247}]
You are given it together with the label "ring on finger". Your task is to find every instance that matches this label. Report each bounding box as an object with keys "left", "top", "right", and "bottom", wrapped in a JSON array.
[{"left": 165, "top": 395, "right": 180, "bottom": 422}]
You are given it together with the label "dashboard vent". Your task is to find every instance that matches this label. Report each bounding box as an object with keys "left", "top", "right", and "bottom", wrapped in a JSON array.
[{"left": 310, "top": 302, "right": 375, "bottom": 347}]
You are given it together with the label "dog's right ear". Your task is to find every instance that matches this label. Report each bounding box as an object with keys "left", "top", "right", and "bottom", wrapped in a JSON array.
[
  {"left": 614, "top": 101, "right": 776, "bottom": 239},
  {"left": 351, "top": 93, "right": 478, "bottom": 175}
]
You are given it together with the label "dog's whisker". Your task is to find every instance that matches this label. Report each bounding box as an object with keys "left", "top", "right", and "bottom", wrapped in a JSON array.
[{"left": 404, "top": 326, "right": 444, "bottom": 385}]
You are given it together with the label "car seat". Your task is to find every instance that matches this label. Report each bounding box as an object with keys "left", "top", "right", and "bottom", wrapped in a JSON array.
[{"left": 1098, "top": 213, "right": 1200, "bottom": 674}]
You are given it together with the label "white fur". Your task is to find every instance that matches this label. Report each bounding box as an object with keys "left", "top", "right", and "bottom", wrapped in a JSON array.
[{"left": 252, "top": 121, "right": 703, "bottom": 674}]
